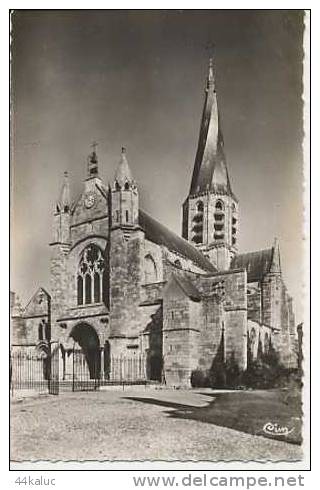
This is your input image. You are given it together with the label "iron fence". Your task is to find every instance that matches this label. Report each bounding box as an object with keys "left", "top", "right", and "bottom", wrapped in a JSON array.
[
  {"left": 10, "top": 347, "right": 150, "bottom": 395},
  {"left": 10, "top": 350, "right": 49, "bottom": 394}
]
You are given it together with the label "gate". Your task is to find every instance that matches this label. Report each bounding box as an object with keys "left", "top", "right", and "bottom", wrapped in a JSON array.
[
  {"left": 11, "top": 346, "right": 151, "bottom": 395},
  {"left": 48, "top": 344, "right": 59, "bottom": 395},
  {"left": 72, "top": 348, "right": 100, "bottom": 392}
]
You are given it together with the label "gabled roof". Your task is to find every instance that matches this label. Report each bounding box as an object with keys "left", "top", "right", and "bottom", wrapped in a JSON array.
[
  {"left": 230, "top": 248, "right": 273, "bottom": 283},
  {"left": 138, "top": 209, "right": 216, "bottom": 273},
  {"left": 23, "top": 287, "right": 50, "bottom": 318}
]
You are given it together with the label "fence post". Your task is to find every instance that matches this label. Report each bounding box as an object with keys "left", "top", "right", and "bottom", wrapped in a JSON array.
[{"left": 72, "top": 346, "right": 75, "bottom": 392}]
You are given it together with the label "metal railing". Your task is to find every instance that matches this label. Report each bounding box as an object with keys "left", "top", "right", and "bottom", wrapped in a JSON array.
[{"left": 10, "top": 348, "right": 152, "bottom": 395}]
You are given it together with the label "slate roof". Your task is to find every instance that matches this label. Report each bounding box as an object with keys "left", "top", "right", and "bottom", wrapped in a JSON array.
[
  {"left": 189, "top": 61, "right": 233, "bottom": 197},
  {"left": 138, "top": 209, "right": 216, "bottom": 273},
  {"left": 230, "top": 248, "right": 273, "bottom": 283}
]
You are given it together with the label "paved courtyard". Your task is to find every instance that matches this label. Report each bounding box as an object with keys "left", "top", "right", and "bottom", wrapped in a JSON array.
[{"left": 10, "top": 388, "right": 302, "bottom": 462}]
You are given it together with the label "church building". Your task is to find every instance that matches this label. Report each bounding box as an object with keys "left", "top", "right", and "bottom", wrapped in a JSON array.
[{"left": 11, "top": 58, "right": 297, "bottom": 387}]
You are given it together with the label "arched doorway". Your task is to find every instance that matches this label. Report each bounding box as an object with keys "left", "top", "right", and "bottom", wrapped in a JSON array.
[
  {"left": 35, "top": 341, "right": 50, "bottom": 380},
  {"left": 70, "top": 323, "right": 101, "bottom": 379}
]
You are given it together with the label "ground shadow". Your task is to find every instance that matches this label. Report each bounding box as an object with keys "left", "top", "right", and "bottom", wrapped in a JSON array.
[{"left": 124, "top": 389, "right": 302, "bottom": 445}]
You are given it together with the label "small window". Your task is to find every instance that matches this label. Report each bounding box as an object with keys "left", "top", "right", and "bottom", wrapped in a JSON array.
[
  {"left": 85, "top": 274, "right": 92, "bottom": 304},
  {"left": 77, "top": 275, "right": 83, "bottom": 305},
  {"left": 196, "top": 201, "right": 204, "bottom": 213},
  {"left": 124, "top": 182, "right": 130, "bottom": 190},
  {"left": 215, "top": 200, "right": 224, "bottom": 210},
  {"left": 174, "top": 259, "right": 182, "bottom": 268},
  {"left": 38, "top": 323, "right": 43, "bottom": 341},
  {"left": 192, "top": 202, "right": 204, "bottom": 243},
  {"left": 45, "top": 322, "right": 50, "bottom": 341},
  {"left": 125, "top": 210, "right": 129, "bottom": 222},
  {"left": 115, "top": 210, "right": 119, "bottom": 222},
  {"left": 94, "top": 272, "right": 101, "bottom": 303}
]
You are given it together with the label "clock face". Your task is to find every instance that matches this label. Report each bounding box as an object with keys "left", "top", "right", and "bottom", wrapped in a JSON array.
[{"left": 84, "top": 192, "right": 95, "bottom": 209}]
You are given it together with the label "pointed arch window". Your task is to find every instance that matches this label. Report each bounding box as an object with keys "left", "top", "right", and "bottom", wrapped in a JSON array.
[
  {"left": 85, "top": 274, "right": 92, "bottom": 304},
  {"left": 232, "top": 202, "right": 237, "bottom": 246},
  {"left": 77, "top": 276, "right": 83, "bottom": 305},
  {"left": 264, "top": 333, "right": 270, "bottom": 354},
  {"left": 94, "top": 271, "right": 101, "bottom": 303},
  {"left": 247, "top": 327, "right": 257, "bottom": 365},
  {"left": 214, "top": 200, "right": 225, "bottom": 240},
  {"left": 191, "top": 200, "right": 204, "bottom": 244},
  {"left": 38, "top": 323, "right": 43, "bottom": 341},
  {"left": 38, "top": 319, "right": 49, "bottom": 342},
  {"left": 144, "top": 255, "right": 158, "bottom": 284},
  {"left": 77, "top": 244, "right": 105, "bottom": 305}
]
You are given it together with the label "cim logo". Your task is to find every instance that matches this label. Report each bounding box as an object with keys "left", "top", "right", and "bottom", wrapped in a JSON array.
[{"left": 263, "top": 422, "right": 294, "bottom": 436}]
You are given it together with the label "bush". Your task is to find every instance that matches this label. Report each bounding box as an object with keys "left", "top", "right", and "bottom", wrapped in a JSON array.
[
  {"left": 243, "top": 342, "right": 302, "bottom": 389},
  {"left": 190, "top": 369, "right": 208, "bottom": 388},
  {"left": 191, "top": 345, "right": 302, "bottom": 390}
]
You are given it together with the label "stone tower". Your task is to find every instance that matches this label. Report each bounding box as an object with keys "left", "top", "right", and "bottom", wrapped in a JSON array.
[
  {"left": 111, "top": 147, "right": 139, "bottom": 234},
  {"left": 50, "top": 170, "right": 72, "bottom": 329},
  {"left": 109, "top": 148, "right": 144, "bottom": 350},
  {"left": 182, "top": 58, "right": 239, "bottom": 271},
  {"left": 52, "top": 171, "right": 71, "bottom": 245}
]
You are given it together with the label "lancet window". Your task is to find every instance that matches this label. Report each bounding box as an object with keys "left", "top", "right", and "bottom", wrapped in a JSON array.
[
  {"left": 214, "top": 200, "right": 225, "bottom": 240},
  {"left": 191, "top": 200, "right": 204, "bottom": 244},
  {"left": 77, "top": 244, "right": 105, "bottom": 305}
]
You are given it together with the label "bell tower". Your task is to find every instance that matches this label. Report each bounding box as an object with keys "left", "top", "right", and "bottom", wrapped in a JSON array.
[{"left": 182, "top": 57, "right": 239, "bottom": 271}]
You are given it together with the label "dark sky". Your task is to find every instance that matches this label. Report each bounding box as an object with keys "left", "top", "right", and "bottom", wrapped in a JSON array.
[{"left": 11, "top": 10, "right": 305, "bottom": 321}]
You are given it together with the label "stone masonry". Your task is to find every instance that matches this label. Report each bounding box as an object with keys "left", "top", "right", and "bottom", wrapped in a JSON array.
[{"left": 11, "top": 58, "right": 298, "bottom": 386}]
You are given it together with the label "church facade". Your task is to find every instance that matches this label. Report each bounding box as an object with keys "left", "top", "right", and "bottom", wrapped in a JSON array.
[{"left": 11, "top": 59, "right": 297, "bottom": 387}]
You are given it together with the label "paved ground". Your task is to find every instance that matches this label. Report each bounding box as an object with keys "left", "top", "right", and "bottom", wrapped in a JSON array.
[{"left": 10, "top": 388, "right": 303, "bottom": 462}]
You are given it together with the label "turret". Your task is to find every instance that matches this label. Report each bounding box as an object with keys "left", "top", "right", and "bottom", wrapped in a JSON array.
[
  {"left": 111, "top": 147, "right": 139, "bottom": 231},
  {"left": 52, "top": 171, "right": 71, "bottom": 244}
]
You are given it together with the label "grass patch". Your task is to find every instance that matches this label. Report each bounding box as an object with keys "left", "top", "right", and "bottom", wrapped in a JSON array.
[
  {"left": 126, "top": 387, "right": 302, "bottom": 445},
  {"left": 174, "top": 388, "right": 302, "bottom": 445}
]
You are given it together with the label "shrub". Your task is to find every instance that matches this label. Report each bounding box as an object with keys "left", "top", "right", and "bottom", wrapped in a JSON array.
[{"left": 190, "top": 369, "right": 208, "bottom": 388}]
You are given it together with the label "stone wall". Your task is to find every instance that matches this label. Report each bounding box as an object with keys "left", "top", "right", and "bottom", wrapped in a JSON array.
[
  {"left": 192, "top": 269, "right": 248, "bottom": 370},
  {"left": 261, "top": 272, "right": 296, "bottom": 368},
  {"left": 162, "top": 278, "right": 200, "bottom": 386},
  {"left": 197, "top": 298, "right": 223, "bottom": 371},
  {"left": 109, "top": 228, "right": 145, "bottom": 347},
  {"left": 10, "top": 292, "right": 27, "bottom": 345}
]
